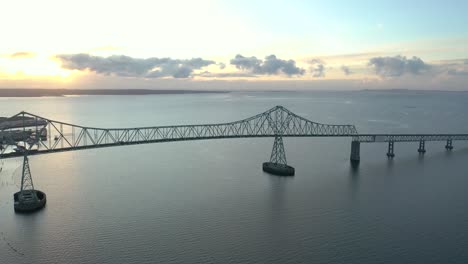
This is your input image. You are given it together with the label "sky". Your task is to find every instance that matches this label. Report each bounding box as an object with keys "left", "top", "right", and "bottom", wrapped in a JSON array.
[{"left": 0, "top": 0, "right": 467, "bottom": 90}]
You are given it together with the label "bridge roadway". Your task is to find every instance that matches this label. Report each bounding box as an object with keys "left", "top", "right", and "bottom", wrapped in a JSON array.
[
  {"left": 0, "top": 106, "right": 357, "bottom": 159},
  {"left": 2, "top": 105, "right": 468, "bottom": 212},
  {"left": 0, "top": 105, "right": 467, "bottom": 162}
]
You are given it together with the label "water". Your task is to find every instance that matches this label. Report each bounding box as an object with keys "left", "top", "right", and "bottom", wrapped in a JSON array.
[{"left": 1, "top": 91, "right": 468, "bottom": 263}]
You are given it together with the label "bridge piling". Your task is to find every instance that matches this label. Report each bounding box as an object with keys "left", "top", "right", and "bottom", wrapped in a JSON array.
[
  {"left": 387, "top": 141, "right": 395, "bottom": 158},
  {"left": 350, "top": 140, "right": 360, "bottom": 165},
  {"left": 418, "top": 140, "right": 426, "bottom": 154},
  {"left": 445, "top": 139, "right": 453, "bottom": 150},
  {"left": 14, "top": 154, "right": 46, "bottom": 213},
  {"left": 262, "top": 136, "right": 295, "bottom": 176}
]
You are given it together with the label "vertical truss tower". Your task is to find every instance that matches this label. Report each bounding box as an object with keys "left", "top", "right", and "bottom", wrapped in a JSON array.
[
  {"left": 269, "top": 136, "right": 287, "bottom": 165},
  {"left": 13, "top": 153, "right": 47, "bottom": 213},
  {"left": 19, "top": 154, "right": 37, "bottom": 202},
  {"left": 262, "top": 108, "right": 295, "bottom": 176},
  {"left": 263, "top": 136, "right": 295, "bottom": 176}
]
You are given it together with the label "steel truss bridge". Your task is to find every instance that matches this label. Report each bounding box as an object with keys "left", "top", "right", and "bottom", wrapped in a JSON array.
[
  {"left": 1, "top": 106, "right": 359, "bottom": 158},
  {"left": 1, "top": 106, "right": 468, "bottom": 211}
]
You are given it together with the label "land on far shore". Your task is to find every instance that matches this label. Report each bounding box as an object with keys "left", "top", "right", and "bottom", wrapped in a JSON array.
[
  {"left": 0, "top": 89, "right": 228, "bottom": 97},
  {"left": 0, "top": 88, "right": 464, "bottom": 97}
]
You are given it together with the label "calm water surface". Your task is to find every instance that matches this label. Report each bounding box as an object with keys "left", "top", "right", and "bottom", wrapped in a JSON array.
[{"left": 1, "top": 91, "right": 468, "bottom": 263}]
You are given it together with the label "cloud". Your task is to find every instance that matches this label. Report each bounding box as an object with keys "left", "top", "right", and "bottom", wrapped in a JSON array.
[
  {"left": 312, "top": 64, "right": 325, "bottom": 77},
  {"left": 197, "top": 71, "right": 257, "bottom": 78},
  {"left": 230, "top": 54, "right": 262, "bottom": 71},
  {"left": 56, "top": 53, "right": 216, "bottom": 78},
  {"left": 368, "top": 55, "right": 429, "bottom": 77},
  {"left": 309, "top": 58, "right": 325, "bottom": 77},
  {"left": 8, "top": 51, "right": 35, "bottom": 58},
  {"left": 262, "top": 55, "right": 305, "bottom": 76},
  {"left": 309, "top": 59, "right": 323, "bottom": 64},
  {"left": 230, "top": 54, "right": 304, "bottom": 76},
  {"left": 341, "top": 65, "right": 352, "bottom": 75}
]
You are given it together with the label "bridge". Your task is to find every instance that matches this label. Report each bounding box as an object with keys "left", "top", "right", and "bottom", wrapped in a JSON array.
[{"left": 1, "top": 105, "right": 467, "bottom": 212}]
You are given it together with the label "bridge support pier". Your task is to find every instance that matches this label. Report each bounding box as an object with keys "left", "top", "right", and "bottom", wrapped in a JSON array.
[
  {"left": 263, "top": 136, "right": 295, "bottom": 176},
  {"left": 386, "top": 141, "right": 395, "bottom": 158},
  {"left": 445, "top": 139, "right": 453, "bottom": 150},
  {"left": 13, "top": 154, "right": 46, "bottom": 213},
  {"left": 350, "top": 140, "right": 360, "bottom": 166},
  {"left": 418, "top": 140, "right": 426, "bottom": 154}
]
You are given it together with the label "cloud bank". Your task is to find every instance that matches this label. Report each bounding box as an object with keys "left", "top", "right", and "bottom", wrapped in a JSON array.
[
  {"left": 230, "top": 54, "right": 305, "bottom": 76},
  {"left": 308, "top": 59, "right": 326, "bottom": 77},
  {"left": 56, "top": 54, "right": 216, "bottom": 78},
  {"left": 368, "top": 55, "right": 429, "bottom": 77},
  {"left": 341, "top": 65, "right": 352, "bottom": 75}
]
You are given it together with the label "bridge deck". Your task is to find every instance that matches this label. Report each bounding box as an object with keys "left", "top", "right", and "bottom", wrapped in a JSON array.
[
  {"left": 1, "top": 106, "right": 468, "bottom": 159},
  {"left": 1, "top": 133, "right": 467, "bottom": 159},
  {"left": 355, "top": 134, "right": 468, "bottom": 142}
]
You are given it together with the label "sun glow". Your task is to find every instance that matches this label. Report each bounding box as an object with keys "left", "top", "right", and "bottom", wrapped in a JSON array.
[{"left": 0, "top": 56, "right": 71, "bottom": 79}]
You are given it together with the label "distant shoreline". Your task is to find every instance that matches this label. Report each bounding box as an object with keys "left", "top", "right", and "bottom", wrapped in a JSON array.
[
  {"left": 0, "top": 89, "right": 229, "bottom": 97},
  {"left": 0, "top": 88, "right": 466, "bottom": 97}
]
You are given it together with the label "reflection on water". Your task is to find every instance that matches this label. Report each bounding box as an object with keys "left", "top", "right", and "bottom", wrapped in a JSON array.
[
  {"left": 267, "top": 174, "right": 293, "bottom": 221},
  {"left": 347, "top": 164, "right": 360, "bottom": 200},
  {"left": 386, "top": 158, "right": 394, "bottom": 171}
]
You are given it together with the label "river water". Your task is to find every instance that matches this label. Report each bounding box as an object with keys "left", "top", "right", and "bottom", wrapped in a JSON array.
[{"left": 1, "top": 91, "right": 468, "bottom": 264}]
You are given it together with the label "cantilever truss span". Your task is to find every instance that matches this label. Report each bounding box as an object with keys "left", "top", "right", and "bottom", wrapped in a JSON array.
[
  {"left": 0, "top": 106, "right": 358, "bottom": 159},
  {"left": 4, "top": 105, "right": 468, "bottom": 212}
]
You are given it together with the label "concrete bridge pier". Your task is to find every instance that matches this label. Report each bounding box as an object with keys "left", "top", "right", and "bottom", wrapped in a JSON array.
[
  {"left": 445, "top": 139, "right": 453, "bottom": 150},
  {"left": 387, "top": 141, "right": 395, "bottom": 158},
  {"left": 350, "top": 140, "right": 360, "bottom": 166},
  {"left": 418, "top": 140, "right": 426, "bottom": 154},
  {"left": 263, "top": 136, "right": 295, "bottom": 176}
]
